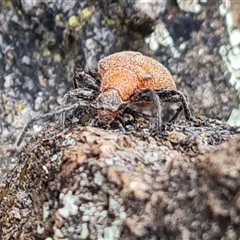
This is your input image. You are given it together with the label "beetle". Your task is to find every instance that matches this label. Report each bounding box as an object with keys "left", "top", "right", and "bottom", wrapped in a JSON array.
[{"left": 16, "top": 51, "right": 193, "bottom": 146}]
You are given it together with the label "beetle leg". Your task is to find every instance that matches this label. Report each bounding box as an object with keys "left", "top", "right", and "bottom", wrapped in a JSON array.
[
  {"left": 73, "top": 68, "right": 101, "bottom": 91},
  {"left": 110, "top": 119, "right": 126, "bottom": 132},
  {"left": 129, "top": 88, "right": 162, "bottom": 132},
  {"left": 154, "top": 89, "right": 193, "bottom": 122},
  {"left": 61, "top": 88, "right": 98, "bottom": 127},
  {"left": 169, "top": 105, "right": 183, "bottom": 122},
  {"left": 116, "top": 112, "right": 135, "bottom": 127},
  {"left": 16, "top": 100, "right": 96, "bottom": 147},
  {"left": 62, "top": 88, "right": 98, "bottom": 105}
]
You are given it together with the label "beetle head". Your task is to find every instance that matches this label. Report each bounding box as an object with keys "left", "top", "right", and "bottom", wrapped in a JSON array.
[{"left": 96, "top": 89, "right": 123, "bottom": 124}]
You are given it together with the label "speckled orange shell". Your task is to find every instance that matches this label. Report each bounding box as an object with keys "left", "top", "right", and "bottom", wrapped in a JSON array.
[{"left": 98, "top": 51, "right": 176, "bottom": 101}]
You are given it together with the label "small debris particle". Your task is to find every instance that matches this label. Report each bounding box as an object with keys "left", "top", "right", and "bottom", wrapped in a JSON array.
[
  {"left": 54, "top": 228, "right": 64, "bottom": 238},
  {"left": 119, "top": 211, "right": 127, "bottom": 220},
  {"left": 37, "top": 224, "right": 45, "bottom": 234},
  {"left": 81, "top": 7, "right": 93, "bottom": 18},
  {"left": 104, "top": 225, "right": 121, "bottom": 240},
  {"left": 62, "top": 138, "right": 76, "bottom": 146},
  {"left": 80, "top": 223, "right": 89, "bottom": 239},
  {"left": 94, "top": 171, "right": 105, "bottom": 186},
  {"left": 109, "top": 196, "right": 121, "bottom": 216},
  {"left": 68, "top": 15, "right": 78, "bottom": 26},
  {"left": 58, "top": 191, "right": 78, "bottom": 218},
  {"left": 82, "top": 215, "right": 90, "bottom": 222},
  {"left": 43, "top": 48, "right": 51, "bottom": 57},
  {"left": 105, "top": 159, "right": 114, "bottom": 166}
]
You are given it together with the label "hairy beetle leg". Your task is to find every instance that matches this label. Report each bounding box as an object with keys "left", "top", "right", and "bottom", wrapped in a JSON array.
[
  {"left": 73, "top": 69, "right": 101, "bottom": 91},
  {"left": 16, "top": 100, "right": 96, "bottom": 147},
  {"left": 154, "top": 89, "right": 192, "bottom": 122},
  {"left": 129, "top": 88, "right": 162, "bottom": 133},
  {"left": 60, "top": 88, "right": 98, "bottom": 127}
]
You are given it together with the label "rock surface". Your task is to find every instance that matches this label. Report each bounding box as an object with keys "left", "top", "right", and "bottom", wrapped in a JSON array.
[{"left": 0, "top": 118, "right": 240, "bottom": 239}]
